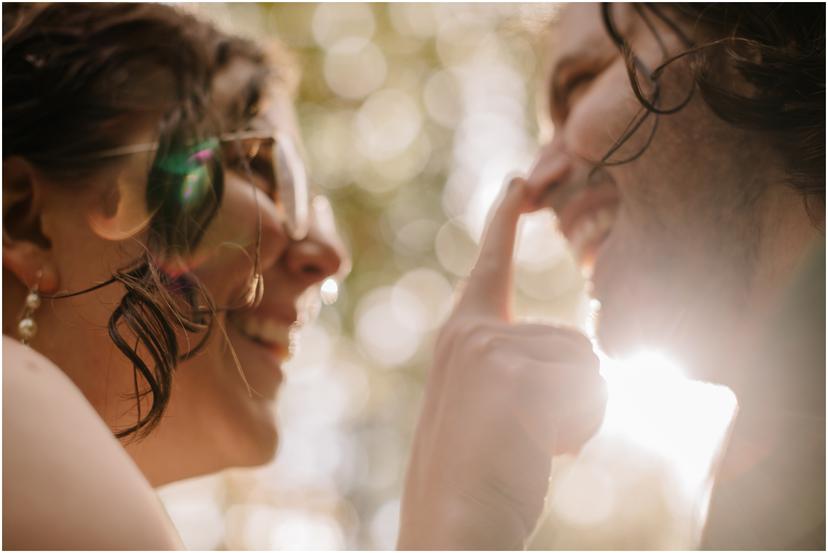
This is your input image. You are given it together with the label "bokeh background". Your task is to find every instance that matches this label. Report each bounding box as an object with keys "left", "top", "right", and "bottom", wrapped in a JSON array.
[{"left": 158, "top": 3, "right": 736, "bottom": 549}]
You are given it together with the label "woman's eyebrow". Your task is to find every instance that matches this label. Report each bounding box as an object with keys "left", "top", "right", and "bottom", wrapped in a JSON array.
[
  {"left": 224, "top": 71, "right": 270, "bottom": 128},
  {"left": 241, "top": 76, "right": 264, "bottom": 120}
]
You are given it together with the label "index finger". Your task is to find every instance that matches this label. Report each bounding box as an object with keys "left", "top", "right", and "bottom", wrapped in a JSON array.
[{"left": 456, "top": 177, "right": 533, "bottom": 321}]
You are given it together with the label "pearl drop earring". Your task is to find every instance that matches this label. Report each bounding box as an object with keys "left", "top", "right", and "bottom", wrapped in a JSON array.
[{"left": 17, "top": 270, "right": 42, "bottom": 345}]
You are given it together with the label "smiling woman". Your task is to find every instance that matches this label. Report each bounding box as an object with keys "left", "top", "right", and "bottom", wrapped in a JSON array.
[
  {"left": 2, "top": 3, "right": 345, "bottom": 548},
  {"left": 5, "top": 3, "right": 821, "bottom": 550}
]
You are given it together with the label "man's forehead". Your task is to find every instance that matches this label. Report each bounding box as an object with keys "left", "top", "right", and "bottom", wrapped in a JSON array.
[{"left": 548, "top": 4, "right": 637, "bottom": 66}]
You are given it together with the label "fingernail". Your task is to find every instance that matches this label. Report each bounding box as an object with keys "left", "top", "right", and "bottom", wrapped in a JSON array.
[{"left": 509, "top": 176, "right": 526, "bottom": 189}]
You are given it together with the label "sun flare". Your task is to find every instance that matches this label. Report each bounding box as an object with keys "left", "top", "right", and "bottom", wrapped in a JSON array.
[{"left": 599, "top": 350, "right": 738, "bottom": 497}]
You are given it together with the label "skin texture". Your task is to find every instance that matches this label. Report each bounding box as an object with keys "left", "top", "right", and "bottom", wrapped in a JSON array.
[
  {"left": 528, "top": 4, "right": 821, "bottom": 385},
  {"left": 121, "top": 60, "right": 346, "bottom": 484},
  {"left": 402, "top": 3, "right": 823, "bottom": 549},
  {"left": 3, "top": 55, "right": 345, "bottom": 498},
  {"left": 4, "top": 6, "right": 820, "bottom": 550},
  {"left": 398, "top": 179, "right": 607, "bottom": 549},
  {"left": 3, "top": 337, "right": 184, "bottom": 550}
]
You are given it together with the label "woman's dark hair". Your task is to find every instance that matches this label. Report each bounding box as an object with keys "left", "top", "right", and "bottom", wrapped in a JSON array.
[
  {"left": 600, "top": 3, "right": 825, "bottom": 225},
  {"left": 3, "top": 3, "right": 273, "bottom": 439}
]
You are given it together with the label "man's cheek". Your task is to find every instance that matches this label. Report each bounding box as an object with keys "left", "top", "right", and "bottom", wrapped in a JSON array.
[{"left": 562, "top": 70, "right": 643, "bottom": 163}]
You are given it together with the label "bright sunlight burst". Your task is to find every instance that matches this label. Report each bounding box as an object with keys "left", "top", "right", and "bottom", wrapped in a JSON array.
[{"left": 599, "top": 350, "right": 738, "bottom": 498}]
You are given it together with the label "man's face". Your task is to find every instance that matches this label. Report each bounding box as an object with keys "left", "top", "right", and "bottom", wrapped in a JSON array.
[{"left": 535, "top": 4, "right": 780, "bottom": 375}]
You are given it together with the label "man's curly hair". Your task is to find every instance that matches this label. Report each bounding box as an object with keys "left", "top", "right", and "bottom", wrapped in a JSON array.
[{"left": 601, "top": 3, "right": 825, "bottom": 225}]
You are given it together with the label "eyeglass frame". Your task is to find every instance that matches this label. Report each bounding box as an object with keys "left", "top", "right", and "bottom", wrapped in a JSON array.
[{"left": 73, "top": 129, "right": 311, "bottom": 242}]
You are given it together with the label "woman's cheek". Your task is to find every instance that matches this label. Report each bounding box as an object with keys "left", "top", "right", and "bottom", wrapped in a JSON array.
[
  {"left": 170, "top": 178, "right": 273, "bottom": 288},
  {"left": 200, "top": 177, "right": 279, "bottom": 253}
]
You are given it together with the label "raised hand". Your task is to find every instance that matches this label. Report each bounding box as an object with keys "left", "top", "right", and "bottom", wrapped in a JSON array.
[{"left": 397, "top": 177, "right": 607, "bottom": 550}]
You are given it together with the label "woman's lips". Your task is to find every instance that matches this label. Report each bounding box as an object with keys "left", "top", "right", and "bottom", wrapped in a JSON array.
[
  {"left": 240, "top": 316, "right": 290, "bottom": 349},
  {"left": 225, "top": 323, "right": 284, "bottom": 398},
  {"left": 228, "top": 310, "right": 298, "bottom": 362}
]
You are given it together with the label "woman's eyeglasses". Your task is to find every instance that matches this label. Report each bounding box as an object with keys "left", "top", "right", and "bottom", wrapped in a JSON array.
[
  {"left": 218, "top": 130, "right": 309, "bottom": 241},
  {"left": 82, "top": 130, "right": 311, "bottom": 242}
]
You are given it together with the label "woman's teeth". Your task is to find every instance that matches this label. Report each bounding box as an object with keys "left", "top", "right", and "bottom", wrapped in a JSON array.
[
  {"left": 238, "top": 316, "right": 291, "bottom": 349},
  {"left": 569, "top": 207, "right": 617, "bottom": 261}
]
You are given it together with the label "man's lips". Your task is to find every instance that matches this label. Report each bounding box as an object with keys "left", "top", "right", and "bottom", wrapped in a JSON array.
[
  {"left": 556, "top": 184, "right": 621, "bottom": 240},
  {"left": 563, "top": 205, "right": 618, "bottom": 268},
  {"left": 538, "top": 181, "right": 620, "bottom": 271}
]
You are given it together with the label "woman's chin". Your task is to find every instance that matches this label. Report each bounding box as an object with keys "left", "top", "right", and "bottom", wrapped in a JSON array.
[
  {"left": 238, "top": 425, "right": 280, "bottom": 467},
  {"left": 226, "top": 323, "right": 286, "bottom": 399},
  {"left": 205, "top": 330, "right": 285, "bottom": 468}
]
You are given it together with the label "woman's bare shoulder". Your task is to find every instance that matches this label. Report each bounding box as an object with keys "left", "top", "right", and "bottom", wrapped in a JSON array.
[{"left": 2, "top": 336, "right": 182, "bottom": 550}]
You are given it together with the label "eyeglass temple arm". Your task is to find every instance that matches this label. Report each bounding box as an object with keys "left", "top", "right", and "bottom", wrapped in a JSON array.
[{"left": 77, "top": 130, "right": 277, "bottom": 161}]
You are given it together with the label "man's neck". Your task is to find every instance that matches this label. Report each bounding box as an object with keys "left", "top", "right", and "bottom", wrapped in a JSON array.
[
  {"left": 718, "top": 186, "right": 822, "bottom": 399},
  {"left": 747, "top": 187, "right": 821, "bottom": 317}
]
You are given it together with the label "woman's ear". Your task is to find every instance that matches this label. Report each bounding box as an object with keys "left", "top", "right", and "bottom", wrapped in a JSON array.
[{"left": 3, "top": 156, "right": 60, "bottom": 293}]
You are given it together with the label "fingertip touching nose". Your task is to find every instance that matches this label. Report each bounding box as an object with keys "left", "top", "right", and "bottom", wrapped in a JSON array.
[{"left": 527, "top": 142, "right": 575, "bottom": 206}]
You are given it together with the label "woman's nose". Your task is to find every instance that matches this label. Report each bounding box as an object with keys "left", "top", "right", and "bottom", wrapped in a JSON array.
[
  {"left": 284, "top": 236, "right": 343, "bottom": 285},
  {"left": 282, "top": 196, "right": 347, "bottom": 287}
]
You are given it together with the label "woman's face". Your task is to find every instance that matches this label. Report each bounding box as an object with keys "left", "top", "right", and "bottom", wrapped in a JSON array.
[
  {"left": 136, "top": 59, "right": 346, "bottom": 482},
  {"left": 10, "top": 58, "right": 345, "bottom": 484}
]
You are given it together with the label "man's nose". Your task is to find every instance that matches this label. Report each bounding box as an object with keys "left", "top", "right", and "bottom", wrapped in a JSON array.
[{"left": 527, "top": 137, "right": 574, "bottom": 205}]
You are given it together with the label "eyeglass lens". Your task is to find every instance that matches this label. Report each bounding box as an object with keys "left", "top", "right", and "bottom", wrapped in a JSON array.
[
  {"left": 228, "top": 133, "right": 310, "bottom": 241},
  {"left": 274, "top": 136, "right": 309, "bottom": 241}
]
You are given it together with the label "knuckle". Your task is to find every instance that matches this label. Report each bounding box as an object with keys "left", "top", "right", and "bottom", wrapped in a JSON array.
[
  {"left": 549, "top": 324, "right": 593, "bottom": 347},
  {"left": 438, "top": 317, "right": 479, "bottom": 348},
  {"left": 577, "top": 349, "right": 601, "bottom": 375},
  {"left": 455, "top": 320, "right": 496, "bottom": 349},
  {"left": 437, "top": 319, "right": 505, "bottom": 365},
  {"left": 499, "top": 360, "right": 525, "bottom": 379},
  {"left": 566, "top": 401, "right": 607, "bottom": 447},
  {"left": 535, "top": 362, "right": 591, "bottom": 399},
  {"left": 551, "top": 337, "right": 599, "bottom": 367},
  {"left": 435, "top": 321, "right": 461, "bottom": 352},
  {"left": 479, "top": 351, "right": 525, "bottom": 384}
]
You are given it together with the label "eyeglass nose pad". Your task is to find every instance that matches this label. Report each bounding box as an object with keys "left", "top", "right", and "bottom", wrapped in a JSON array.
[
  {"left": 277, "top": 196, "right": 309, "bottom": 242},
  {"left": 246, "top": 139, "right": 261, "bottom": 159},
  {"left": 312, "top": 195, "right": 350, "bottom": 280},
  {"left": 286, "top": 218, "right": 309, "bottom": 242}
]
